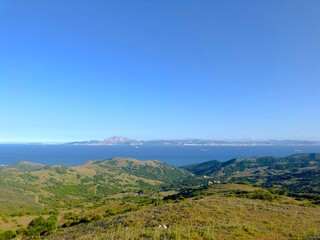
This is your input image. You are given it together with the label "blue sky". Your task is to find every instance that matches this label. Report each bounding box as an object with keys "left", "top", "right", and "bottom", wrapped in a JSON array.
[{"left": 1, "top": 1, "right": 320, "bottom": 142}]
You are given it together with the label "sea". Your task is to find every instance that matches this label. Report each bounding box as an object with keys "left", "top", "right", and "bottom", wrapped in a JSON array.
[{"left": 0, "top": 144, "right": 320, "bottom": 167}]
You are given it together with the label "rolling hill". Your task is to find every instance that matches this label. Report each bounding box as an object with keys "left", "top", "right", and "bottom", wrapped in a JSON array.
[
  {"left": 0, "top": 158, "right": 196, "bottom": 212},
  {"left": 182, "top": 153, "right": 320, "bottom": 198}
]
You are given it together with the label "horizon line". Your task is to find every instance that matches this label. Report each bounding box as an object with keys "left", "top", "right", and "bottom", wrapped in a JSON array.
[{"left": 0, "top": 137, "right": 319, "bottom": 144}]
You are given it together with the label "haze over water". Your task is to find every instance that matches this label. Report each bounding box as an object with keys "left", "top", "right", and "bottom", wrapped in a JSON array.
[{"left": 1, "top": 144, "right": 320, "bottom": 167}]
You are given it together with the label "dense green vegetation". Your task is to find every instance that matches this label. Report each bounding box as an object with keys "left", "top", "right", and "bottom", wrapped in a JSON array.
[
  {"left": 182, "top": 153, "right": 320, "bottom": 201},
  {"left": 0, "top": 230, "right": 16, "bottom": 240}
]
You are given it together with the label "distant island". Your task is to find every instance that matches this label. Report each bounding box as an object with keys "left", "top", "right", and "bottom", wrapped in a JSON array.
[{"left": 65, "top": 136, "right": 320, "bottom": 146}]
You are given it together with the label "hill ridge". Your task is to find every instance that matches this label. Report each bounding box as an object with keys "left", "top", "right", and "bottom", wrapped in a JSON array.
[{"left": 181, "top": 153, "right": 320, "bottom": 195}]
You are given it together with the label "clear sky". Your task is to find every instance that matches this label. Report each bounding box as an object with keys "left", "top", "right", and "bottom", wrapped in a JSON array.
[{"left": 1, "top": 1, "right": 320, "bottom": 142}]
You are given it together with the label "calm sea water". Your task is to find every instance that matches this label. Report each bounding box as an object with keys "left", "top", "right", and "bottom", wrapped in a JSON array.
[{"left": 0, "top": 144, "right": 320, "bottom": 167}]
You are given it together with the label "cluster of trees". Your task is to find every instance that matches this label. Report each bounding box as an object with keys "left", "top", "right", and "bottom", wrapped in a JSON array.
[
  {"left": 0, "top": 214, "right": 57, "bottom": 239},
  {"left": 25, "top": 215, "right": 57, "bottom": 236}
]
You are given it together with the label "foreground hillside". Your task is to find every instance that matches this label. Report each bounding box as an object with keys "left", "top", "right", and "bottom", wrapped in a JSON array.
[
  {"left": 47, "top": 183, "right": 320, "bottom": 240},
  {"left": 182, "top": 153, "right": 320, "bottom": 199}
]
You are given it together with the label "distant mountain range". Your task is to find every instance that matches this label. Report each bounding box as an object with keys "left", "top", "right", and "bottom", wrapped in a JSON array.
[
  {"left": 65, "top": 136, "right": 320, "bottom": 146},
  {"left": 66, "top": 136, "right": 140, "bottom": 146}
]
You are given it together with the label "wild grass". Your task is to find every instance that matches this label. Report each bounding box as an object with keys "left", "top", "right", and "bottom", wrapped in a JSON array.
[{"left": 47, "top": 184, "right": 320, "bottom": 240}]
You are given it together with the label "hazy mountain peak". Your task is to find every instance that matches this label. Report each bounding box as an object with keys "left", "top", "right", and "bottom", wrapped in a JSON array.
[{"left": 102, "top": 136, "right": 139, "bottom": 144}]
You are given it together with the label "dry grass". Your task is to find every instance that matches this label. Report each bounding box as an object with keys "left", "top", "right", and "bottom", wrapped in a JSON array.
[
  {"left": 113, "top": 173, "right": 163, "bottom": 186},
  {"left": 73, "top": 166, "right": 96, "bottom": 176},
  {"left": 47, "top": 184, "right": 320, "bottom": 240},
  {"left": 110, "top": 158, "right": 162, "bottom": 167},
  {"left": 0, "top": 216, "right": 40, "bottom": 230}
]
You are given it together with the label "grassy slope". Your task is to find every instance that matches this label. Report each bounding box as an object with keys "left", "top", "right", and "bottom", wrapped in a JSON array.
[
  {"left": 0, "top": 186, "right": 43, "bottom": 213},
  {"left": 47, "top": 183, "right": 320, "bottom": 240},
  {"left": 0, "top": 158, "right": 195, "bottom": 214}
]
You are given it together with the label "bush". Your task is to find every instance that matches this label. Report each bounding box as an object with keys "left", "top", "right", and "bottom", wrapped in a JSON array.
[
  {"left": 0, "top": 230, "right": 16, "bottom": 240},
  {"left": 26, "top": 215, "right": 57, "bottom": 237},
  {"left": 62, "top": 213, "right": 102, "bottom": 228},
  {"left": 233, "top": 190, "right": 274, "bottom": 201},
  {"left": 249, "top": 190, "right": 274, "bottom": 201},
  {"left": 152, "top": 198, "right": 163, "bottom": 206},
  {"left": 16, "top": 228, "right": 26, "bottom": 235},
  {"left": 64, "top": 212, "right": 78, "bottom": 221},
  {"left": 104, "top": 209, "right": 116, "bottom": 217},
  {"left": 79, "top": 214, "right": 102, "bottom": 223}
]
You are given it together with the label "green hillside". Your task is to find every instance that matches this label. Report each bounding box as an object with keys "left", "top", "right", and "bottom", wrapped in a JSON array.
[
  {"left": 181, "top": 153, "right": 320, "bottom": 199},
  {"left": 90, "top": 158, "right": 193, "bottom": 186},
  {"left": 0, "top": 158, "right": 196, "bottom": 213},
  {"left": 46, "top": 183, "right": 320, "bottom": 240},
  {"left": 6, "top": 161, "right": 46, "bottom": 171}
]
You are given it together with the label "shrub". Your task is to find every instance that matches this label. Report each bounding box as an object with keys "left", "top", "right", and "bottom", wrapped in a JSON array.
[
  {"left": 0, "top": 230, "right": 16, "bottom": 240},
  {"left": 249, "top": 190, "right": 274, "bottom": 201},
  {"left": 26, "top": 215, "right": 57, "bottom": 237},
  {"left": 104, "top": 209, "right": 116, "bottom": 217},
  {"left": 152, "top": 198, "right": 163, "bottom": 206},
  {"left": 64, "top": 212, "right": 78, "bottom": 221}
]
